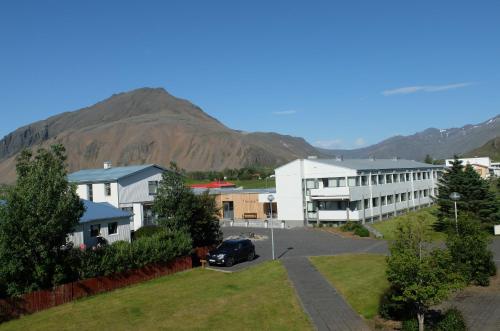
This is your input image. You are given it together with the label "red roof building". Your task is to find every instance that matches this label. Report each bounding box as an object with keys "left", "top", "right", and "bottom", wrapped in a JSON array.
[{"left": 189, "top": 181, "right": 237, "bottom": 189}]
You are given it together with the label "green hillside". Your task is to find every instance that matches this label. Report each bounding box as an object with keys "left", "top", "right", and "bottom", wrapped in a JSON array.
[{"left": 464, "top": 137, "right": 500, "bottom": 161}]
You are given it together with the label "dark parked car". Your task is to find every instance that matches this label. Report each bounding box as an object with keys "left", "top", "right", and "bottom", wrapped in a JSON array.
[{"left": 207, "top": 239, "right": 256, "bottom": 267}]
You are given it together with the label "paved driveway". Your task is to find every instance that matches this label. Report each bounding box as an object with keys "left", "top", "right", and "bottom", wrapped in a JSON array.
[{"left": 211, "top": 226, "right": 389, "bottom": 271}]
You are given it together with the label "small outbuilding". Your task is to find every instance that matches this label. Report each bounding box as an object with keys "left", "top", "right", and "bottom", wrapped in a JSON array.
[{"left": 68, "top": 200, "right": 133, "bottom": 248}]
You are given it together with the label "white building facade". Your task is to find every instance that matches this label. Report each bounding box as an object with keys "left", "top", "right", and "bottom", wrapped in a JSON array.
[
  {"left": 67, "top": 200, "right": 132, "bottom": 247},
  {"left": 275, "top": 158, "right": 444, "bottom": 227},
  {"left": 69, "top": 163, "right": 166, "bottom": 231}
]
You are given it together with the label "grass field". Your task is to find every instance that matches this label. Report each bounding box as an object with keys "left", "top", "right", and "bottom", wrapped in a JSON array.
[
  {"left": 310, "top": 254, "right": 389, "bottom": 320},
  {"left": 186, "top": 178, "right": 275, "bottom": 189},
  {"left": 0, "top": 261, "right": 311, "bottom": 331},
  {"left": 371, "top": 207, "right": 446, "bottom": 242}
]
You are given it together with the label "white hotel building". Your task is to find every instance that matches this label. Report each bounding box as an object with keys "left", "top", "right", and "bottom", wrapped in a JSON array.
[{"left": 275, "top": 158, "right": 444, "bottom": 227}]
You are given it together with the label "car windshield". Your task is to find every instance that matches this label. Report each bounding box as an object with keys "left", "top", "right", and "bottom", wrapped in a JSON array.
[{"left": 218, "top": 242, "right": 238, "bottom": 250}]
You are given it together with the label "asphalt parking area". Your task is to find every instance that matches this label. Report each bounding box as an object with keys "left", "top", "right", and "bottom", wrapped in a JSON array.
[{"left": 208, "top": 226, "right": 389, "bottom": 271}]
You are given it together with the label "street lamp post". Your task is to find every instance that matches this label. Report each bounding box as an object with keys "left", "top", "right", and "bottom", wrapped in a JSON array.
[
  {"left": 450, "top": 192, "right": 461, "bottom": 234},
  {"left": 267, "top": 194, "right": 275, "bottom": 260}
]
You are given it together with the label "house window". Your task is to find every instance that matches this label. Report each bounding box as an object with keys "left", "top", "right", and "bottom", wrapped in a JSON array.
[
  {"left": 401, "top": 192, "right": 406, "bottom": 201},
  {"left": 348, "top": 176, "right": 359, "bottom": 187},
  {"left": 361, "top": 176, "right": 368, "bottom": 186},
  {"left": 395, "top": 193, "right": 400, "bottom": 202},
  {"left": 371, "top": 175, "right": 378, "bottom": 185},
  {"left": 381, "top": 196, "right": 387, "bottom": 205},
  {"left": 393, "top": 174, "right": 399, "bottom": 183},
  {"left": 412, "top": 173, "right": 416, "bottom": 181},
  {"left": 306, "top": 179, "right": 317, "bottom": 189},
  {"left": 104, "top": 183, "right": 111, "bottom": 196},
  {"left": 318, "top": 201, "right": 347, "bottom": 210},
  {"left": 324, "top": 177, "right": 346, "bottom": 187},
  {"left": 400, "top": 173, "right": 405, "bottom": 182},
  {"left": 349, "top": 200, "right": 360, "bottom": 211},
  {"left": 372, "top": 197, "right": 379, "bottom": 207},
  {"left": 417, "top": 172, "right": 422, "bottom": 180},
  {"left": 378, "top": 174, "right": 385, "bottom": 184},
  {"left": 87, "top": 184, "right": 93, "bottom": 202},
  {"left": 108, "top": 222, "right": 118, "bottom": 235},
  {"left": 414, "top": 191, "right": 418, "bottom": 199},
  {"left": 387, "top": 195, "right": 394, "bottom": 204},
  {"left": 90, "top": 224, "right": 101, "bottom": 237},
  {"left": 386, "top": 174, "right": 392, "bottom": 184},
  {"left": 406, "top": 173, "right": 410, "bottom": 181},
  {"left": 364, "top": 198, "right": 370, "bottom": 208},
  {"left": 148, "top": 181, "right": 159, "bottom": 195}
]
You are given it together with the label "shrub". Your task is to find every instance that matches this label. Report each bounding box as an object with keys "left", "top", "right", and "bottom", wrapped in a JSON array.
[
  {"left": 354, "top": 226, "right": 370, "bottom": 237},
  {"left": 341, "top": 222, "right": 370, "bottom": 237},
  {"left": 401, "top": 319, "right": 418, "bottom": 331},
  {"left": 57, "top": 229, "right": 192, "bottom": 283},
  {"left": 435, "top": 308, "right": 466, "bottom": 331},
  {"left": 134, "top": 226, "right": 165, "bottom": 240},
  {"left": 379, "top": 286, "right": 414, "bottom": 320}
]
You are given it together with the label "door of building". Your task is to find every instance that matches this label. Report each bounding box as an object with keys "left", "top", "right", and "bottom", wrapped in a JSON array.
[{"left": 223, "top": 201, "right": 234, "bottom": 219}]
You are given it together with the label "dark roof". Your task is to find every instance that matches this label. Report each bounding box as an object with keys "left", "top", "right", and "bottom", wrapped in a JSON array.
[
  {"left": 312, "top": 158, "right": 443, "bottom": 171},
  {"left": 0, "top": 199, "right": 131, "bottom": 223},
  {"left": 80, "top": 200, "right": 132, "bottom": 223},
  {"left": 68, "top": 164, "right": 165, "bottom": 183}
]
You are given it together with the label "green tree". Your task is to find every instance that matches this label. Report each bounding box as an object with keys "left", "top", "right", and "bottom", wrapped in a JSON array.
[
  {"left": 424, "top": 154, "right": 433, "bottom": 164},
  {"left": 0, "top": 145, "right": 84, "bottom": 296},
  {"left": 153, "top": 163, "right": 222, "bottom": 247},
  {"left": 435, "top": 156, "right": 500, "bottom": 231},
  {"left": 446, "top": 214, "right": 496, "bottom": 286},
  {"left": 386, "top": 216, "right": 460, "bottom": 331}
]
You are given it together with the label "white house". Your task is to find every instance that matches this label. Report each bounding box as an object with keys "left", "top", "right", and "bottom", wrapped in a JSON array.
[
  {"left": 275, "top": 158, "right": 444, "bottom": 227},
  {"left": 68, "top": 200, "right": 132, "bottom": 247},
  {"left": 68, "top": 162, "right": 166, "bottom": 231},
  {"left": 445, "top": 157, "right": 496, "bottom": 178}
]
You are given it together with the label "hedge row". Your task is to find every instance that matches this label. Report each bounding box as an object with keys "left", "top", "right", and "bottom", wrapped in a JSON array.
[{"left": 56, "top": 229, "right": 192, "bottom": 285}]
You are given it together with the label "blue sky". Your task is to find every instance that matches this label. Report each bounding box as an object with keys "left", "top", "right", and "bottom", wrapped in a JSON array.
[{"left": 0, "top": 1, "right": 499, "bottom": 149}]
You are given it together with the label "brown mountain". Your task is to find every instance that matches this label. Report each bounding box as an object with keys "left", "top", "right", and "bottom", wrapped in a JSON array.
[{"left": 0, "top": 88, "right": 320, "bottom": 183}]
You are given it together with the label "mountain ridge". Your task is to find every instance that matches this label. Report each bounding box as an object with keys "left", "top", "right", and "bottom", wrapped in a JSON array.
[
  {"left": 0, "top": 87, "right": 321, "bottom": 183},
  {"left": 320, "top": 115, "right": 500, "bottom": 161}
]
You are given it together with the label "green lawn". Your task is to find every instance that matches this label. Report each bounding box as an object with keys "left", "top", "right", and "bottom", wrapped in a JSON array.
[
  {"left": 186, "top": 178, "right": 275, "bottom": 189},
  {"left": 310, "top": 254, "right": 389, "bottom": 319},
  {"left": 0, "top": 261, "right": 311, "bottom": 331},
  {"left": 372, "top": 207, "right": 446, "bottom": 242}
]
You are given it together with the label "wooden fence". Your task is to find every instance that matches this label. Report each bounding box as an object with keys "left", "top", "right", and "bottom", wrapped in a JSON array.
[{"left": 0, "top": 246, "right": 212, "bottom": 322}]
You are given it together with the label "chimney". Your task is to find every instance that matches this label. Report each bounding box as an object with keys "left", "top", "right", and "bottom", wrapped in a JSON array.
[
  {"left": 335, "top": 155, "right": 343, "bottom": 161},
  {"left": 104, "top": 161, "right": 112, "bottom": 169}
]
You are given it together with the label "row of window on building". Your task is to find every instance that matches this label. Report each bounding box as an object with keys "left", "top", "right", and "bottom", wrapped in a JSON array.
[
  {"left": 315, "top": 189, "right": 433, "bottom": 211},
  {"left": 86, "top": 181, "right": 159, "bottom": 202},
  {"left": 306, "top": 170, "right": 439, "bottom": 189}
]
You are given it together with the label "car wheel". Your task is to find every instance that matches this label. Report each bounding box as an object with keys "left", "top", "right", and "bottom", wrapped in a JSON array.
[
  {"left": 225, "top": 257, "right": 234, "bottom": 267},
  {"left": 247, "top": 251, "right": 255, "bottom": 261}
]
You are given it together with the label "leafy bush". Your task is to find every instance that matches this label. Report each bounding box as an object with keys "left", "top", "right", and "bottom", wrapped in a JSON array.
[
  {"left": 379, "top": 286, "right": 414, "bottom": 320},
  {"left": 134, "top": 226, "right": 165, "bottom": 240},
  {"left": 401, "top": 318, "right": 418, "bottom": 331},
  {"left": 341, "top": 222, "right": 370, "bottom": 237},
  {"left": 60, "top": 229, "right": 192, "bottom": 282},
  {"left": 435, "top": 308, "right": 466, "bottom": 331},
  {"left": 447, "top": 216, "right": 496, "bottom": 286},
  {"left": 354, "top": 226, "right": 369, "bottom": 237}
]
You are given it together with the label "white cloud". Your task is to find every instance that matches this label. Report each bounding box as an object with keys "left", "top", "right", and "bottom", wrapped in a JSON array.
[
  {"left": 382, "top": 82, "right": 475, "bottom": 96},
  {"left": 314, "top": 139, "right": 343, "bottom": 149},
  {"left": 354, "top": 137, "right": 365, "bottom": 146},
  {"left": 272, "top": 110, "right": 297, "bottom": 115}
]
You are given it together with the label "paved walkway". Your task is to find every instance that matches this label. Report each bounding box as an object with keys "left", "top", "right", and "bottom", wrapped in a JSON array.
[{"left": 283, "top": 257, "right": 370, "bottom": 331}]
